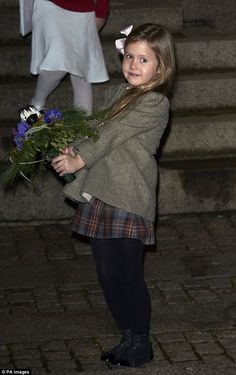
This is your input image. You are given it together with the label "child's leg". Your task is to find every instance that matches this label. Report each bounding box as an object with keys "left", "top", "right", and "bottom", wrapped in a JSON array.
[
  {"left": 30, "top": 70, "right": 67, "bottom": 110},
  {"left": 91, "top": 238, "right": 151, "bottom": 333},
  {"left": 91, "top": 238, "right": 130, "bottom": 331},
  {"left": 91, "top": 237, "right": 152, "bottom": 366},
  {"left": 69, "top": 74, "right": 93, "bottom": 115},
  {"left": 119, "top": 238, "right": 151, "bottom": 335}
]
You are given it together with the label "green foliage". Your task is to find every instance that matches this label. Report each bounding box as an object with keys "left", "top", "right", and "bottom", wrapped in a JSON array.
[{"left": 1, "top": 107, "right": 110, "bottom": 186}]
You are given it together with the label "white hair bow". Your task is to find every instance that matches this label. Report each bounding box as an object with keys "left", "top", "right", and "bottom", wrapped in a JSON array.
[{"left": 115, "top": 25, "right": 133, "bottom": 55}]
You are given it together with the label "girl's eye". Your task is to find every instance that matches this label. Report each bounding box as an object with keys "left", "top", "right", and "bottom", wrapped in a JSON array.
[
  {"left": 140, "top": 58, "right": 148, "bottom": 63},
  {"left": 125, "top": 54, "right": 133, "bottom": 60}
]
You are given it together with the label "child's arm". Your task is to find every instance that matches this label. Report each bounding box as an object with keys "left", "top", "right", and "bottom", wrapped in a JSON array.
[
  {"left": 51, "top": 147, "right": 85, "bottom": 177},
  {"left": 73, "top": 93, "right": 169, "bottom": 169},
  {"left": 96, "top": 17, "right": 106, "bottom": 31},
  {"left": 95, "top": 0, "right": 109, "bottom": 30}
]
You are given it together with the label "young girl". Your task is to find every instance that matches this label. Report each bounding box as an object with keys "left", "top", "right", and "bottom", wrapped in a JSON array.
[
  {"left": 29, "top": 0, "right": 109, "bottom": 115},
  {"left": 52, "top": 23, "right": 175, "bottom": 367}
]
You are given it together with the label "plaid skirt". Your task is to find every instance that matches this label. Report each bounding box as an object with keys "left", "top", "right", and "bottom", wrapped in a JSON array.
[{"left": 71, "top": 198, "right": 155, "bottom": 245}]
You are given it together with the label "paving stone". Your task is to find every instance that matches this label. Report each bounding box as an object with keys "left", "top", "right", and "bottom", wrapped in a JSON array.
[
  {"left": 0, "top": 345, "right": 9, "bottom": 356},
  {"left": 16, "top": 239, "right": 45, "bottom": 252},
  {"left": 0, "top": 263, "right": 55, "bottom": 289},
  {"left": 0, "top": 308, "right": 9, "bottom": 316},
  {"left": 159, "top": 245, "right": 190, "bottom": 258},
  {"left": 206, "top": 278, "right": 233, "bottom": 289},
  {"left": 150, "top": 340, "right": 166, "bottom": 361},
  {"left": 0, "top": 295, "right": 8, "bottom": 307},
  {"left": 33, "top": 287, "right": 58, "bottom": 296},
  {"left": 149, "top": 288, "right": 166, "bottom": 305},
  {"left": 0, "top": 245, "right": 18, "bottom": 259},
  {"left": 185, "top": 367, "right": 236, "bottom": 375},
  {"left": 61, "top": 302, "right": 90, "bottom": 312},
  {"left": 144, "top": 257, "right": 190, "bottom": 282},
  {"left": 13, "top": 348, "right": 41, "bottom": 359},
  {"left": 219, "top": 338, "right": 236, "bottom": 350},
  {"left": 0, "top": 212, "right": 235, "bottom": 373},
  {"left": 53, "top": 258, "right": 98, "bottom": 285},
  {"left": 71, "top": 235, "right": 91, "bottom": 256},
  {"left": 162, "top": 341, "right": 193, "bottom": 353},
  {"left": 58, "top": 284, "right": 85, "bottom": 293},
  {"left": 0, "top": 312, "right": 115, "bottom": 344},
  {"left": 186, "top": 289, "right": 218, "bottom": 303},
  {"left": 46, "top": 241, "right": 75, "bottom": 261},
  {"left": 0, "top": 359, "right": 11, "bottom": 368},
  {"left": 69, "top": 339, "right": 102, "bottom": 357},
  {"left": 201, "top": 354, "right": 234, "bottom": 365},
  {"left": 193, "top": 342, "right": 224, "bottom": 355},
  {"left": 59, "top": 291, "right": 85, "bottom": 301},
  {"left": 185, "top": 331, "right": 215, "bottom": 343},
  {"left": 38, "top": 305, "right": 65, "bottom": 313},
  {"left": 0, "top": 258, "right": 20, "bottom": 266},
  {"left": 14, "top": 358, "right": 45, "bottom": 368},
  {"left": 11, "top": 305, "right": 37, "bottom": 314},
  {"left": 157, "top": 281, "right": 183, "bottom": 291},
  {"left": 168, "top": 350, "right": 199, "bottom": 362},
  {"left": 47, "top": 358, "right": 77, "bottom": 370},
  {"left": 12, "top": 342, "right": 41, "bottom": 350},
  {"left": 224, "top": 348, "right": 236, "bottom": 361},
  {"left": 43, "top": 350, "right": 71, "bottom": 360},
  {"left": 165, "top": 293, "right": 191, "bottom": 305},
  {"left": 40, "top": 341, "right": 68, "bottom": 352},
  {"left": 50, "top": 370, "right": 79, "bottom": 375},
  {"left": 0, "top": 355, "right": 10, "bottom": 366},
  {"left": 7, "top": 291, "right": 34, "bottom": 304},
  {"left": 35, "top": 294, "right": 60, "bottom": 306},
  {"left": 229, "top": 213, "right": 236, "bottom": 227},
  {"left": 216, "top": 329, "right": 236, "bottom": 339},
  {"left": 182, "top": 254, "right": 236, "bottom": 279},
  {"left": 156, "top": 333, "right": 186, "bottom": 344}
]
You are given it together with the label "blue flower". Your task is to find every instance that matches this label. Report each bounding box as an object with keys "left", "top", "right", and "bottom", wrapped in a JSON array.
[
  {"left": 13, "top": 121, "right": 31, "bottom": 150},
  {"left": 17, "top": 121, "right": 31, "bottom": 137},
  {"left": 14, "top": 135, "right": 23, "bottom": 150},
  {"left": 44, "top": 109, "right": 63, "bottom": 124}
]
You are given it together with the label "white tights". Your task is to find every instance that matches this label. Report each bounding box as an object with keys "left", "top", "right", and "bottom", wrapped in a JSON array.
[{"left": 30, "top": 70, "right": 93, "bottom": 115}]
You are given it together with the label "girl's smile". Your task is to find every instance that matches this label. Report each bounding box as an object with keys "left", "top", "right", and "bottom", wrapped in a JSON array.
[{"left": 122, "top": 41, "right": 159, "bottom": 87}]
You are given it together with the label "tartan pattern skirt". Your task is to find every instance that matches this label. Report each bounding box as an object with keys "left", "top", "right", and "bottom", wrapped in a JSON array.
[{"left": 71, "top": 198, "right": 155, "bottom": 245}]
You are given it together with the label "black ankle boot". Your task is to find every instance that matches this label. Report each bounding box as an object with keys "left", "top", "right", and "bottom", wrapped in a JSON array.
[
  {"left": 110, "top": 333, "right": 153, "bottom": 367},
  {"left": 100, "top": 328, "right": 132, "bottom": 362}
]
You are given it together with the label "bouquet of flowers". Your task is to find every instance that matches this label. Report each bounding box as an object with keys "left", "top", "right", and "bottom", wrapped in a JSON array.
[{"left": 1, "top": 105, "right": 108, "bottom": 186}]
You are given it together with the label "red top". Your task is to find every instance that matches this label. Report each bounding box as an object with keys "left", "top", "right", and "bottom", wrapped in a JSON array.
[{"left": 50, "top": 0, "right": 109, "bottom": 18}]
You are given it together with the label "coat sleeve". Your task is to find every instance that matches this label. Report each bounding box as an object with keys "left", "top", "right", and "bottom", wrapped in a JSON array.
[
  {"left": 72, "top": 93, "right": 169, "bottom": 168},
  {"left": 95, "top": 0, "right": 109, "bottom": 18}
]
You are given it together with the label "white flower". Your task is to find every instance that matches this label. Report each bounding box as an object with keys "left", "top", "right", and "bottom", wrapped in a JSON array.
[{"left": 19, "top": 105, "right": 41, "bottom": 122}]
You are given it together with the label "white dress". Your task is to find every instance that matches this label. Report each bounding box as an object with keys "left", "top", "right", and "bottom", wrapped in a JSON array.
[{"left": 30, "top": 0, "right": 109, "bottom": 83}]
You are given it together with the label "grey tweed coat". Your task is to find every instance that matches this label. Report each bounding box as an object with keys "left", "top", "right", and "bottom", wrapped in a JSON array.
[{"left": 63, "top": 83, "right": 169, "bottom": 221}]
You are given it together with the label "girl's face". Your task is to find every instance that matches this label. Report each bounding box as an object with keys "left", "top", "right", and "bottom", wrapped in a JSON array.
[{"left": 122, "top": 40, "right": 159, "bottom": 87}]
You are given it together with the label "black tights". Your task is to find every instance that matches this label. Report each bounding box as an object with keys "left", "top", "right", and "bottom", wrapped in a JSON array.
[{"left": 91, "top": 238, "right": 151, "bottom": 335}]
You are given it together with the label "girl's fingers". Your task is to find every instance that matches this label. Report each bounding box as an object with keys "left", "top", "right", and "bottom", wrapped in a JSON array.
[
  {"left": 55, "top": 165, "right": 67, "bottom": 175},
  {"left": 51, "top": 158, "right": 65, "bottom": 170},
  {"left": 59, "top": 147, "right": 69, "bottom": 154},
  {"left": 52, "top": 154, "right": 66, "bottom": 164},
  {"left": 51, "top": 151, "right": 82, "bottom": 174}
]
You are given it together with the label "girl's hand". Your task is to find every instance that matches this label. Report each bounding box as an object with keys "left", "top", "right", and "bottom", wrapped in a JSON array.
[
  {"left": 51, "top": 147, "right": 85, "bottom": 176},
  {"left": 96, "top": 17, "right": 106, "bottom": 31}
]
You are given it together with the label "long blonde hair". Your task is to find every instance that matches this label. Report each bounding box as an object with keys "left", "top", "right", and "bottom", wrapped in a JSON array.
[{"left": 107, "top": 23, "right": 176, "bottom": 121}]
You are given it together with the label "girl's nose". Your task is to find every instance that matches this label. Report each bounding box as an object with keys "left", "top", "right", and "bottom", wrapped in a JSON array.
[{"left": 130, "top": 59, "right": 137, "bottom": 70}]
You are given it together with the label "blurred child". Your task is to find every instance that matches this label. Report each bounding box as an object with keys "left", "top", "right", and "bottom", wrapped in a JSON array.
[{"left": 29, "top": 0, "right": 109, "bottom": 115}]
